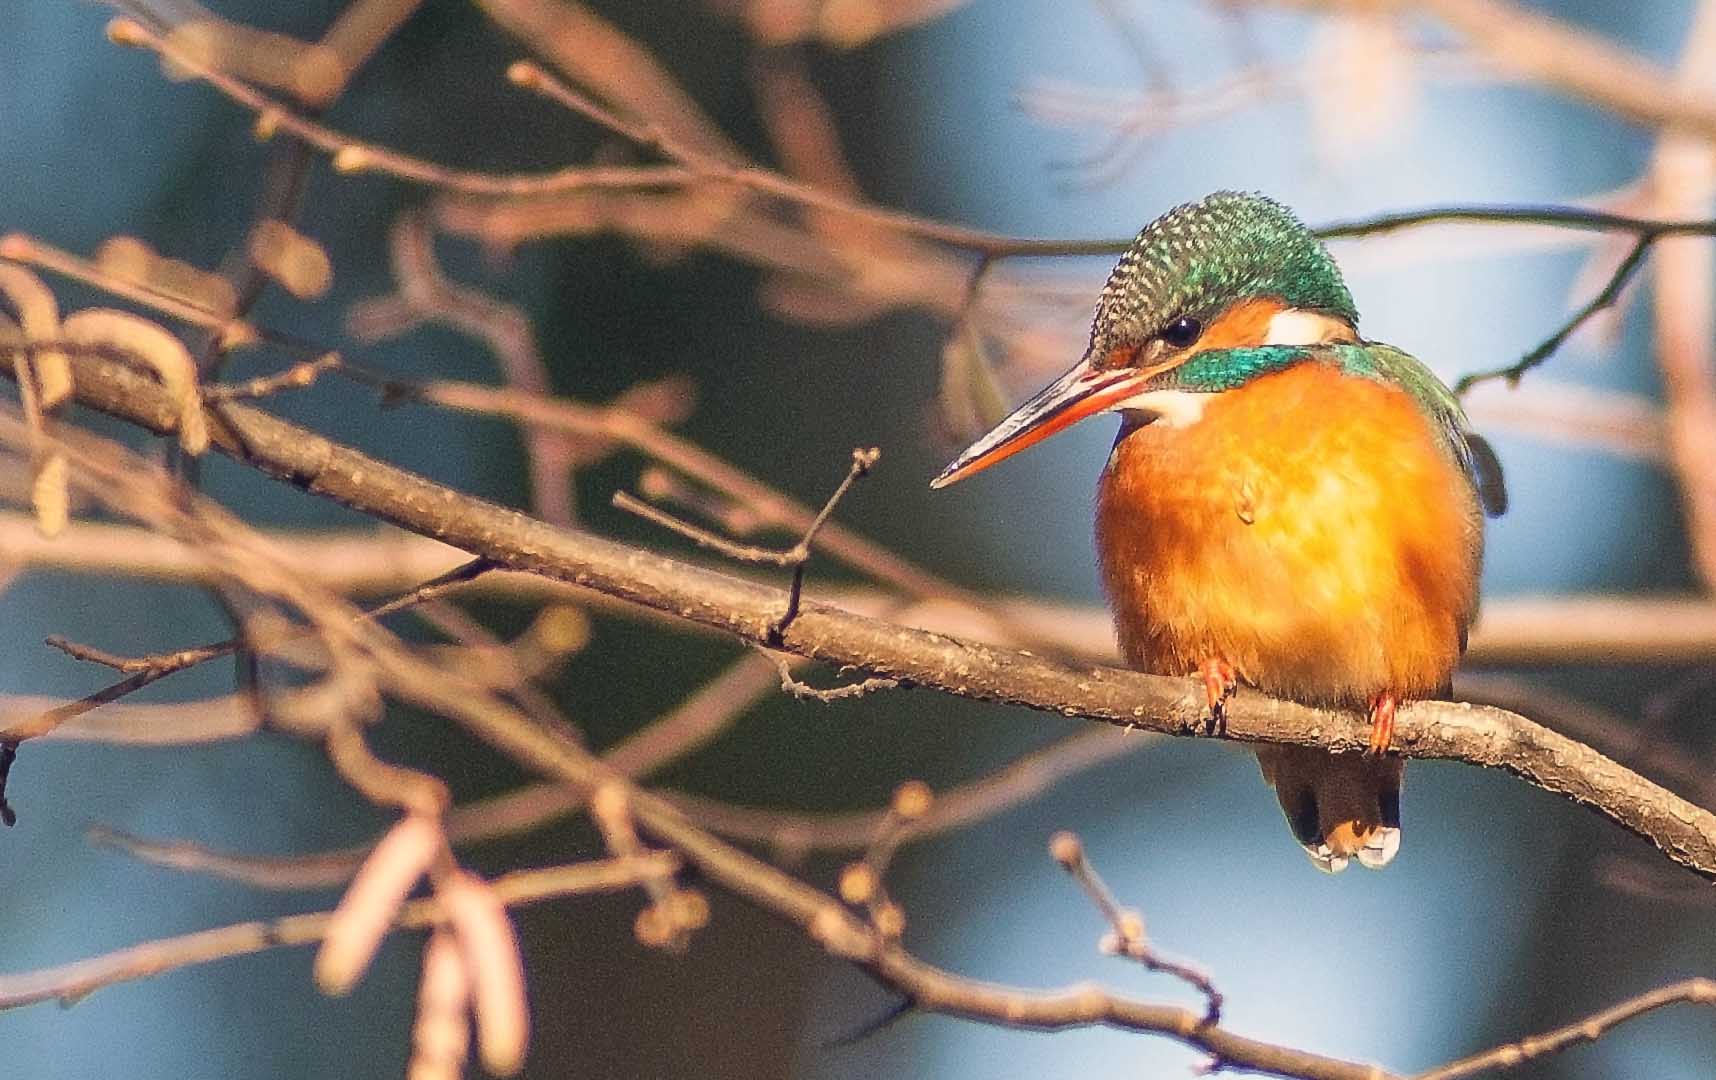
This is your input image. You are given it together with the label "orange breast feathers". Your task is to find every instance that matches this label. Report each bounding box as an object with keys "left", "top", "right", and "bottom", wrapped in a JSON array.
[{"left": 1095, "top": 359, "right": 1484, "bottom": 709}]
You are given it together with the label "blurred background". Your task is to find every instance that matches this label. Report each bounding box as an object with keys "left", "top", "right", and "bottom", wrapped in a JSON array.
[{"left": 3, "top": 1, "right": 1715, "bottom": 1077}]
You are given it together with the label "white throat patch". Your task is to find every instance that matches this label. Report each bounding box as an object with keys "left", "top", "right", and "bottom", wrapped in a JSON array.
[{"left": 1112, "top": 389, "right": 1209, "bottom": 429}]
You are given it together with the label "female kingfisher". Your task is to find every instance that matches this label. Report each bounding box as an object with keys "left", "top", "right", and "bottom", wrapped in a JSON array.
[{"left": 932, "top": 191, "right": 1506, "bottom": 873}]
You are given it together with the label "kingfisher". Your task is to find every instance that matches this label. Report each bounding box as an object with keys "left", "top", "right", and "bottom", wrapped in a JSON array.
[{"left": 931, "top": 191, "right": 1505, "bottom": 872}]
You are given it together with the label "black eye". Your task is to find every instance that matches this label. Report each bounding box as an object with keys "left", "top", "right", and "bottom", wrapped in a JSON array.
[{"left": 1160, "top": 316, "right": 1201, "bottom": 348}]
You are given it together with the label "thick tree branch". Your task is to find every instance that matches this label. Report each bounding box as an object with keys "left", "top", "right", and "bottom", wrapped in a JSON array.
[{"left": 16, "top": 350, "right": 1716, "bottom": 883}]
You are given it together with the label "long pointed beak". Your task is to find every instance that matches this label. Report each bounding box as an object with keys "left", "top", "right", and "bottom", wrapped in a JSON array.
[{"left": 930, "top": 361, "right": 1148, "bottom": 489}]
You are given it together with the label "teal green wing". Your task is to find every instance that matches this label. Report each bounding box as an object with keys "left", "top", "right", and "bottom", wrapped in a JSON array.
[{"left": 1330, "top": 342, "right": 1507, "bottom": 517}]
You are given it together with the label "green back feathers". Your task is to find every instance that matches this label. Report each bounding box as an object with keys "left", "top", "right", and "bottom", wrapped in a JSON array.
[
  {"left": 1089, "top": 191, "right": 1357, "bottom": 361},
  {"left": 1161, "top": 343, "right": 1509, "bottom": 517}
]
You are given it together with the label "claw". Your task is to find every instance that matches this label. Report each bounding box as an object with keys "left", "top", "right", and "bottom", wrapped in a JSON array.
[
  {"left": 1366, "top": 692, "right": 1397, "bottom": 756},
  {"left": 1199, "top": 657, "right": 1237, "bottom": 733}
]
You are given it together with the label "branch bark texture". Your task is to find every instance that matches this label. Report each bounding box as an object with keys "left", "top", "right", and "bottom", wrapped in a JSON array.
[{"left": 28, "top": 352, "right": 1716, "bottom": 882}]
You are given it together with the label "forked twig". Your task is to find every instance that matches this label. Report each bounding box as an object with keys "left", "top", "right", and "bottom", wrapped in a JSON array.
[
  {"left": 616, "top": 446, "right": 879, "bottom": 641},
  {"left": 1456, "top": 233, "right": 1658, "bottom": 395},
  {"left": 1049, "top": 831, "right": 1222, "bottom": 1025},
  {"left": 24, "top": 557, "right": 496, "bottom": 740},
  {"left": 766, "top": 651, "right": 899, "bottom": 702}
]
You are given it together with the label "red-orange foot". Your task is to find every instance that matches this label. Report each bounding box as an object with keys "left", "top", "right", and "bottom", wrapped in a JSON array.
[
  {"left": 1366, "top": 692, "right": 1397, "bottom": 756},
  {"left": 1199, "top": 657, "right": 1238, "bottom": 733}
]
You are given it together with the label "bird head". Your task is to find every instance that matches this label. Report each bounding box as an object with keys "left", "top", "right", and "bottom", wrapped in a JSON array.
[{"left": 931, "top": 191, "right": 1358, "bottom": 489}]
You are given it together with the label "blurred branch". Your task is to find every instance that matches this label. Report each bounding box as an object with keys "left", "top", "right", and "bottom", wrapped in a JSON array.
[
  {"left": 25, "top": 349, "right": 1716, "bottom": 886},
  {"left": 1023, "top": 42, "right": 1501, "bottom": 186},
  {"left": 0, "top": 855, "right": 675, "bottom": 1010},
  {"left": 9, "top": 512, "right": 1716, "bottom": 665},
  {"left": 473, "top": 0, "right": 743, "bottom": 163},
  {"left": 1645, "top": 1, "right": 1716, "bottom": 591},
  {"left": 1415, "top": 979, "right": 1716, "bottom": 1080},
  {"left": 665, "top": 727, "right": 1151, "bottom": 856},
  {"left": 347, "top": 212, "right": 579, "bottom": 524},
  {"left": 111, "top": 11, "right": 1716, "bottom": 270},
  {"left": 1267, "top": 0, "right": 1716, "bottom": 138},
  {"left": 1461, "top": 380, "right": 1666, "bottom": 464}
]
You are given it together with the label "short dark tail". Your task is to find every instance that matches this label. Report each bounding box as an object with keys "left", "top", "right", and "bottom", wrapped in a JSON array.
[{"left": 1256, "top": 747, "right": 1403, "bottom": 873}]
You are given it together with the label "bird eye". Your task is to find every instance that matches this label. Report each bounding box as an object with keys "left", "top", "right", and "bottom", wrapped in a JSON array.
[{"left": 1160, "top": 316, "right": 1201, "bottom": 348}]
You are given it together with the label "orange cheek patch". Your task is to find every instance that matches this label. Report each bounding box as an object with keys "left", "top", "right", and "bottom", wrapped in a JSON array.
[{"left": 1195, "top": 297, "right": 1290, "bottom": 350}]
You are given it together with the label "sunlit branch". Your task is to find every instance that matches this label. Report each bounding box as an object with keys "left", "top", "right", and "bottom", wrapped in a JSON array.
[{"left": 20, "top": 350, "right": 1716, "bottom": 886}]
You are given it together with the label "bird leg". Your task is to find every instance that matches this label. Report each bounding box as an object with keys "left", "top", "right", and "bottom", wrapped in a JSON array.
[
  {"left": 1199, "top": 656, "right": 1237, "bottom": 733},
  {"left": 1365, "top": 692, "right": 1397, "bottom": 756}
]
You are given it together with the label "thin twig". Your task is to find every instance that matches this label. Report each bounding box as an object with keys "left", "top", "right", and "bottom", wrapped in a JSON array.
[
  {"left": 19, "top": 557, "right": 495, "bottom": 740},
  {"left": 838, "top": 781, "right": 933, "bottom": 939},
  {"left": 1049, "top": 831, "right": 1222, "bottom": 1024},
  {"left": 773, "top": 446, "right": 878, "bottom": 639},
  {"left": 0, "top": 855, "right": 677, "bottom": 1011},
  {"left": 767, "top": 650, "right": 899, "bottom": 702},
  {"left": 612, "top": 491, "right": 799, "bottom": 565},
  {"left": 203, "top": 352, "right": 340, "bottom": 400},
  {"left": 1456, "top": 233, "right": 1657, "bottom": 394},
  {"left": 1413, "top": 978, "right": 1716, "bottom": 1080},
  {"left": 618, "top": 446, "right": 878, "bottom": 640}
]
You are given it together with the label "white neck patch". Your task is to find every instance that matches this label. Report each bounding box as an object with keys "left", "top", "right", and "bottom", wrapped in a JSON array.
[{"left": 1264, "top": 308, "right": 1351, "bottom": 346}]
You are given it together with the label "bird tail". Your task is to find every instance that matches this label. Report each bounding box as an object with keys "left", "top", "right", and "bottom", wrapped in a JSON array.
[{"left": 1256, "top": 747, "right": 1403, "bottom": 873}]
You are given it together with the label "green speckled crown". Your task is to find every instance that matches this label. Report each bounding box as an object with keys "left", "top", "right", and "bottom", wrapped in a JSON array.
[{"left": 1089, "top": 191, "right": 1357, "bottom": 362}]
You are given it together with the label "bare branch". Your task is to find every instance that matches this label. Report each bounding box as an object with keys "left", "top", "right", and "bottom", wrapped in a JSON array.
[
  {"left": 766, "top": 650, "right": 900, "bottom": 702},
  {"left": 21, "top": 557, "right": 495, "bottom": 740},
  {"left": 1456, "top": 234, "right": 1655, "bottom": 394},
  {"left": 204, "top": 351, "right": 340, "bottom": 401},
  {"left": 1266, "top": 0, "right": 1716, "bottom": 140},
  {"left": 1049, "top": 831, "right": 1221, "bottom": 1023},
  {"left": 22, "top": 350, "right": 1716, "bottom": 885},
  {"left": 1414, "top": 978, "right": 1716, "bottom": 1080},
  {"left": 0, "top": 856, "right": 676, "bottom": 1011}
]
